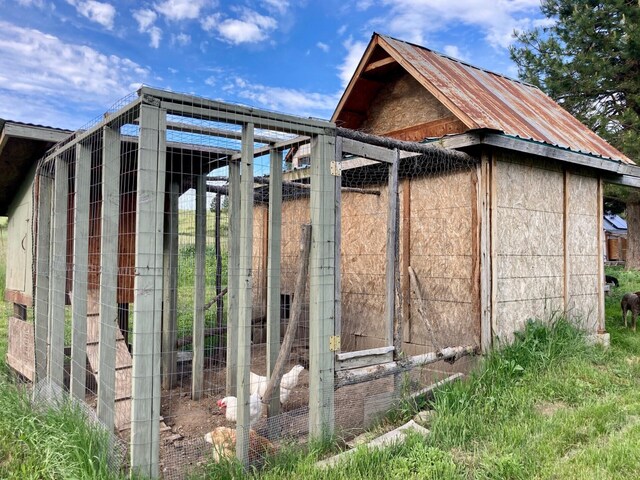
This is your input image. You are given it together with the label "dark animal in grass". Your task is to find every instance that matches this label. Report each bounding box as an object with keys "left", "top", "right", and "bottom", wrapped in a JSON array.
[
  {"left": 621, "top": 292, "right": 640, "bottom": 331},
  {"left": 606, "top": 275, "right": 619, "bottom": 287}
]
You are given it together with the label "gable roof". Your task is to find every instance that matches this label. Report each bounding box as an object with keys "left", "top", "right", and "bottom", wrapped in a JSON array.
[{"left": 333, "top": 33, "right": 632, "bottom": 165}]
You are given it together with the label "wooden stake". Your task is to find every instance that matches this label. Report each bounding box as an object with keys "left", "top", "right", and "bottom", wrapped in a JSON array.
[
  {"left": 162, "top": 181, "right": 179, "bottom": 390},
  {"left": 192, "top": 173, "right": 206, "bottom": 400}
]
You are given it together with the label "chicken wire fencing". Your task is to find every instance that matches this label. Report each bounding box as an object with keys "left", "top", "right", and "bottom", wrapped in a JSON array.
[{"left": 18, "top": 87, "right": 481, "bottom": 479}]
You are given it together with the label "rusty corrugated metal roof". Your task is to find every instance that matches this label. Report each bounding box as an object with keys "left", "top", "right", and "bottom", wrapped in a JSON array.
[{"left": 379, "top": 34, "right": 633, "bottom": 164}]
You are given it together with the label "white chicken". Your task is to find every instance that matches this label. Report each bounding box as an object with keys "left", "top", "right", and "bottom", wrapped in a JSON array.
[
  {"left": 249, "top": 364, "right": 305, "bottom": 405},
  {"left": 216, "top": 392, "right": 263, "bottom": 426}
]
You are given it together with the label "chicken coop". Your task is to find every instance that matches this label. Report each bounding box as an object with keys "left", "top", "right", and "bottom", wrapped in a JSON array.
[{"left": 5, "top": 33, "right": 640, "bottom": 480}]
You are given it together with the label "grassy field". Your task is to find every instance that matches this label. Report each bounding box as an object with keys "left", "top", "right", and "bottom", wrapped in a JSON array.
[{"left": 2, "top": 213, "right": 640, "bottom": 479}]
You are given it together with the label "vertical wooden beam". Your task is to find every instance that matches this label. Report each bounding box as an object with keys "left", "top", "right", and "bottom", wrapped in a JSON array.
[
  {"left": 48, "top": 155, "right": 68, "bottom": 389},
  {"left": 70, "top": 142, "right": 91, "bottom": 401},
  {"left": 214, "top": 193, "right": 224, "bottom": 359},
  {"left": 236, "top": 123, "right": 254, "bottom": 465},
  {"left": 192, "top": 174, "right": 206, "bottom": 400},
  {"left": 226, "top": 160, "right": 240, "bottom": 397},
  {"left": 563, "top": 170, "right": 570, "bottom": 312},
  {"left": 131, "top": 103, "right": 164, "bottom": 478},
  {"left": 308, "top": 133, "right": 336, "bottom": 438},
  {"left": 597, "top": 177, "right": 605, "bottom": 332},
  {"left": 97, "top": 126, "right": 121, "bottom": 428},
  {"left": 401, "top": 178, "right": 411, "bottom": 344},
  {"left": 266, "top": 148, "right": 282, "bottom": 416},
  {"left": 162, "top": 181, "right": 179, "bottom": 390},
  {"left": 479, "top": 151, "right": 492, "bottom": 353},
  {"left": 489, "top": 154, "right": 497, "bottom": 346},
  {"left": 34, "top": 172, "right": 53, "bottom": 383},
  {"left": 386, "top": 150, "right": 399, "bottom": 349},
  {"left": 334, "top": 137, "right": 343, "bottom": 348},
  {"left": 471, "top": 161, "right": 480, "bottom": 351}
]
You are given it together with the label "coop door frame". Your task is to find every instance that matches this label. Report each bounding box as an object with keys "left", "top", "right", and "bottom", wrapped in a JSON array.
[{"left": 334, "top": 136, "right": 400, "bottom": 371}]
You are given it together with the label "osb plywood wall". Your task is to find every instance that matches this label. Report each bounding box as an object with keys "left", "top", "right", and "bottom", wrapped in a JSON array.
[
  {"left": 251, "top": 205, "right": 268, "bottom": 320},
  {"left": 359, "top": 73, "right": 453, "bottom": 135},
  {"left": 494, "top": 155, "right": 565, "bottom": 342},
  {"left": 253, "top": 168, "right": 479, "bottom": 354},
  {"left": 566, "top": 173, "right": 599, "bottom": 331},
  {"left": 405, "top": 170, "right": 478, "bottom": 354}
]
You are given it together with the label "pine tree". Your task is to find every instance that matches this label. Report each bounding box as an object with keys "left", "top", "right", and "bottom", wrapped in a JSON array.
[{"left": 511, "top": 0, "right": 640, "bottom": 267}]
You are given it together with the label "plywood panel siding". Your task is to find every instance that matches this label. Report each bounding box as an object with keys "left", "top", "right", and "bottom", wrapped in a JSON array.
[
  {"left": 566, "top": 173, "right": 599, "bottom": 331},
  {"left": 251, "top": 205, "right": 268, "bottom": 319},
  {"left": 360, "top": 73, "right": 454, "bottom": 136},
  {"left": 6, "top": 167, "right": 35, "bottom": 299},
  {"left": 408, "top": 171, "right": 477, "bottom": 350},
  {"left": 494, "top": 155, "right": 564, "bottom": 342}
]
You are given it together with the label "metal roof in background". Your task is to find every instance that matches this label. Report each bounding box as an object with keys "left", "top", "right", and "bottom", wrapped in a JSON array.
[
  {"left": 379, "top": 34, "right": 633, "bottom": 165},
  {"left": 604, "top": 214, "right": 627, "bottom": 232}
]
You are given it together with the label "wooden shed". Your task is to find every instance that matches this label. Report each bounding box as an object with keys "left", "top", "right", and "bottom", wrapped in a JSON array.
[{"left": 249, "top": 33, "right": 640, "bottom": 359}]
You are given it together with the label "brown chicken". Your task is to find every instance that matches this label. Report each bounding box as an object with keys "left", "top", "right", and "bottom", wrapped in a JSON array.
[{"left": 204, "top": 426, "right": 275, "bottom": 462}]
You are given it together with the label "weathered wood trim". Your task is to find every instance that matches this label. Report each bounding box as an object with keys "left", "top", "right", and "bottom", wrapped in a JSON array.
[
  {"left": 70, "top": 142, "right": 91, "bottom": 401},
  {"left": 340, "top": 137, "right": 396, "bottom": 164},
  {"left": 489, "top": 153, "right": 497, "bottom": 348},
  {"left": 471, "top": 158, "right": 480, "bottom": 351},
  {"left": 401, "top": 179, "right": 411, "bottom": 343},
  {"left": 130, "top": 104, "right": 163, "bottom": 478},
  {"left": 385, "top": 151, "right": 399, "bottom": 346},
  {"left": 97, "top": 126, "right": 121, "bottom": 428},
  {"left": 364, "top": 55, "right": 396, "bottom": 73},
  {"left": 162, "top": 182, "right": 179, "bottom": 390},
  {"left": 236, "top": 123, "right": 254, "bottom": 466},
  {"left": 5, "top": 289, "right": 33, "bottom": 307},
  {"left": 382, "top": 117, "right": 466, "bottom": 142},
  {"left": 226, "top": 159, "right": 240, "bottom": 397},
  {"left": 563, "top": 169, "right": 570, "bottom": 312},
  {"left": 308, "top": 133, "right": 336, "bottom": 438},
  {"left": 334, "top": 137, "right": 343, "bottom": 345},
  {"left": 34, "top": 172, "right": 52, "bottom": 383},
  {"left": 597, "top": 177, "right": 605, "bottom": 332},
  {"left": 266, "top": 148, "right": 283, "bottom": 415},
  {"left": 335, "top": 346, "right": 394, "bottom": 371},
  {"left": 192, "top": 174, "right": 206, "bottom": 400},
  {"left": 48, "top": 155, "right": 68, "bottom": 389},
  {"left": 479, "top": 152, "right": 492, "bottom": 353}
]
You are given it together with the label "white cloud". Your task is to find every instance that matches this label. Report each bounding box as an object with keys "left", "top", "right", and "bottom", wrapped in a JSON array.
[
  {"left": 442, "top": 44, "right": 466, "bottom": 60},
  {"left": 224, "top": 77, "right": 339, "bottom": 118},
  {"left": 154, "top": 0, "right": 209, "bottom": 21},
  {"left": 17, "top": 0, "right": 46, "bottom": 7},
  {"left": 377, "top": 0, "right": 543, "bottom": 49},
  {"left": 67, "top": 0, "right": 116, "bottom": 30},
  {"left": 133, "top": 9, "right": 162, "bottom": 48},
  {"left": 173, "top": 32, "right": 191, "bottom": 46},
  {"left": 0, "top": 20, "right": 148, "bottom": 128},
  {"left": 338, "top": 37, "right": 367, "bottom": 87},
  {"left": 204, "top": 9, "right": 277, "bottom": 45},
  {"left": 263, "top": 0, "right": 289, "bottom": 14},
  {"left": 316, "top": 41, "right": 330, "bottom": 52}
]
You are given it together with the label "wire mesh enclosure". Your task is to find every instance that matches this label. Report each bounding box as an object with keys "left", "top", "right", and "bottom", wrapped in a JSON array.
[{"left": 21, "top": 87, "right": 480, "bottom": 479}]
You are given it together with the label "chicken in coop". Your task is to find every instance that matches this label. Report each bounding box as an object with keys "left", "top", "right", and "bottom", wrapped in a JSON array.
[
  {"left": 249, "top": 364, "right": 305, "bottom": 405},
  {"left": 217, "top": 392, "right": 263, "bottom": 426},
  {"left": 204, "top": 426, "right": 274, "bottom": 462}
]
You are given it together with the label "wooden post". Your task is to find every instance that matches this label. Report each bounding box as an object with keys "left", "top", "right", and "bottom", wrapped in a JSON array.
[
  {"left": 162, "top": 181, "right": 179, "bottom": 390},
  {"left": 236, "top": 123, "right": 254, "bottom": 466},
  {"left": 334, "top": 137, "right": 342, "bottom": 349},
  {"left": 386, "top": 149, "right": 399, "bottom": 349},
  {"left": 227, "top": 159, "right": 240, "bottom": 396},
  {"left": 70, "top": 142, "right": 91, "bottom": 401},
  {"left": 214, "top": 193, "right": 224, "bottom": 361},
  {"left": 563, "top": 169, "right": 570, "bottom": 312},
  {"left": 34, "top": 171, "right": 53, "bottom": 383},
  {"left": 401, "top": 178, "right": 411, "bottom": 343},
  {"left": 97, "top": 126, "right": 121, "bottom": 428},
  {"left": 192, "top": 174, "right": 206, "bottom": 400},
  {"left": 597, "top": 177, "right": 605, "bottom": 331},
  {"left": 479, "top": 152, "right": 492, "bottom": 353},
  {"left": 131, "top": 103, "right": 164, "bottom": 478},
  {"left": 489, "top": 154, "right": 497, "bottom": 346},
  {"left": 266, "top": 148, "right": 283, "bottom": 416},
  {"left": 308, "top": 133, "right": 336, "bottom": 438},
  {"left": 48, "top": 155, "right": 68, "bottom": 389}
]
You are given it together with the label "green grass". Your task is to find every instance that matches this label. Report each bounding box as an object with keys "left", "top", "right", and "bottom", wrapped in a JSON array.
[{"left": 193, "top": 267, "right": 640, "bottom": 480}]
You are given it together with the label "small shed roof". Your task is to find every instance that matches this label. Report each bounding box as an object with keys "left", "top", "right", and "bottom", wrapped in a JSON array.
[
  {"left": 333, "top": 33, "right": 633, "bottom": 165},
  {"left": 0, "top": 119, "right": 71, "bottom": 215},
  {"left": 604, "top": 214, "right": 627, "bottom": 233}
]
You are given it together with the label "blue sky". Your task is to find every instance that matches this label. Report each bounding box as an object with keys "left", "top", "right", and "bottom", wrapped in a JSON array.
[{"left": 0, "top": 0, "right": 549, "bottom": 130}]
